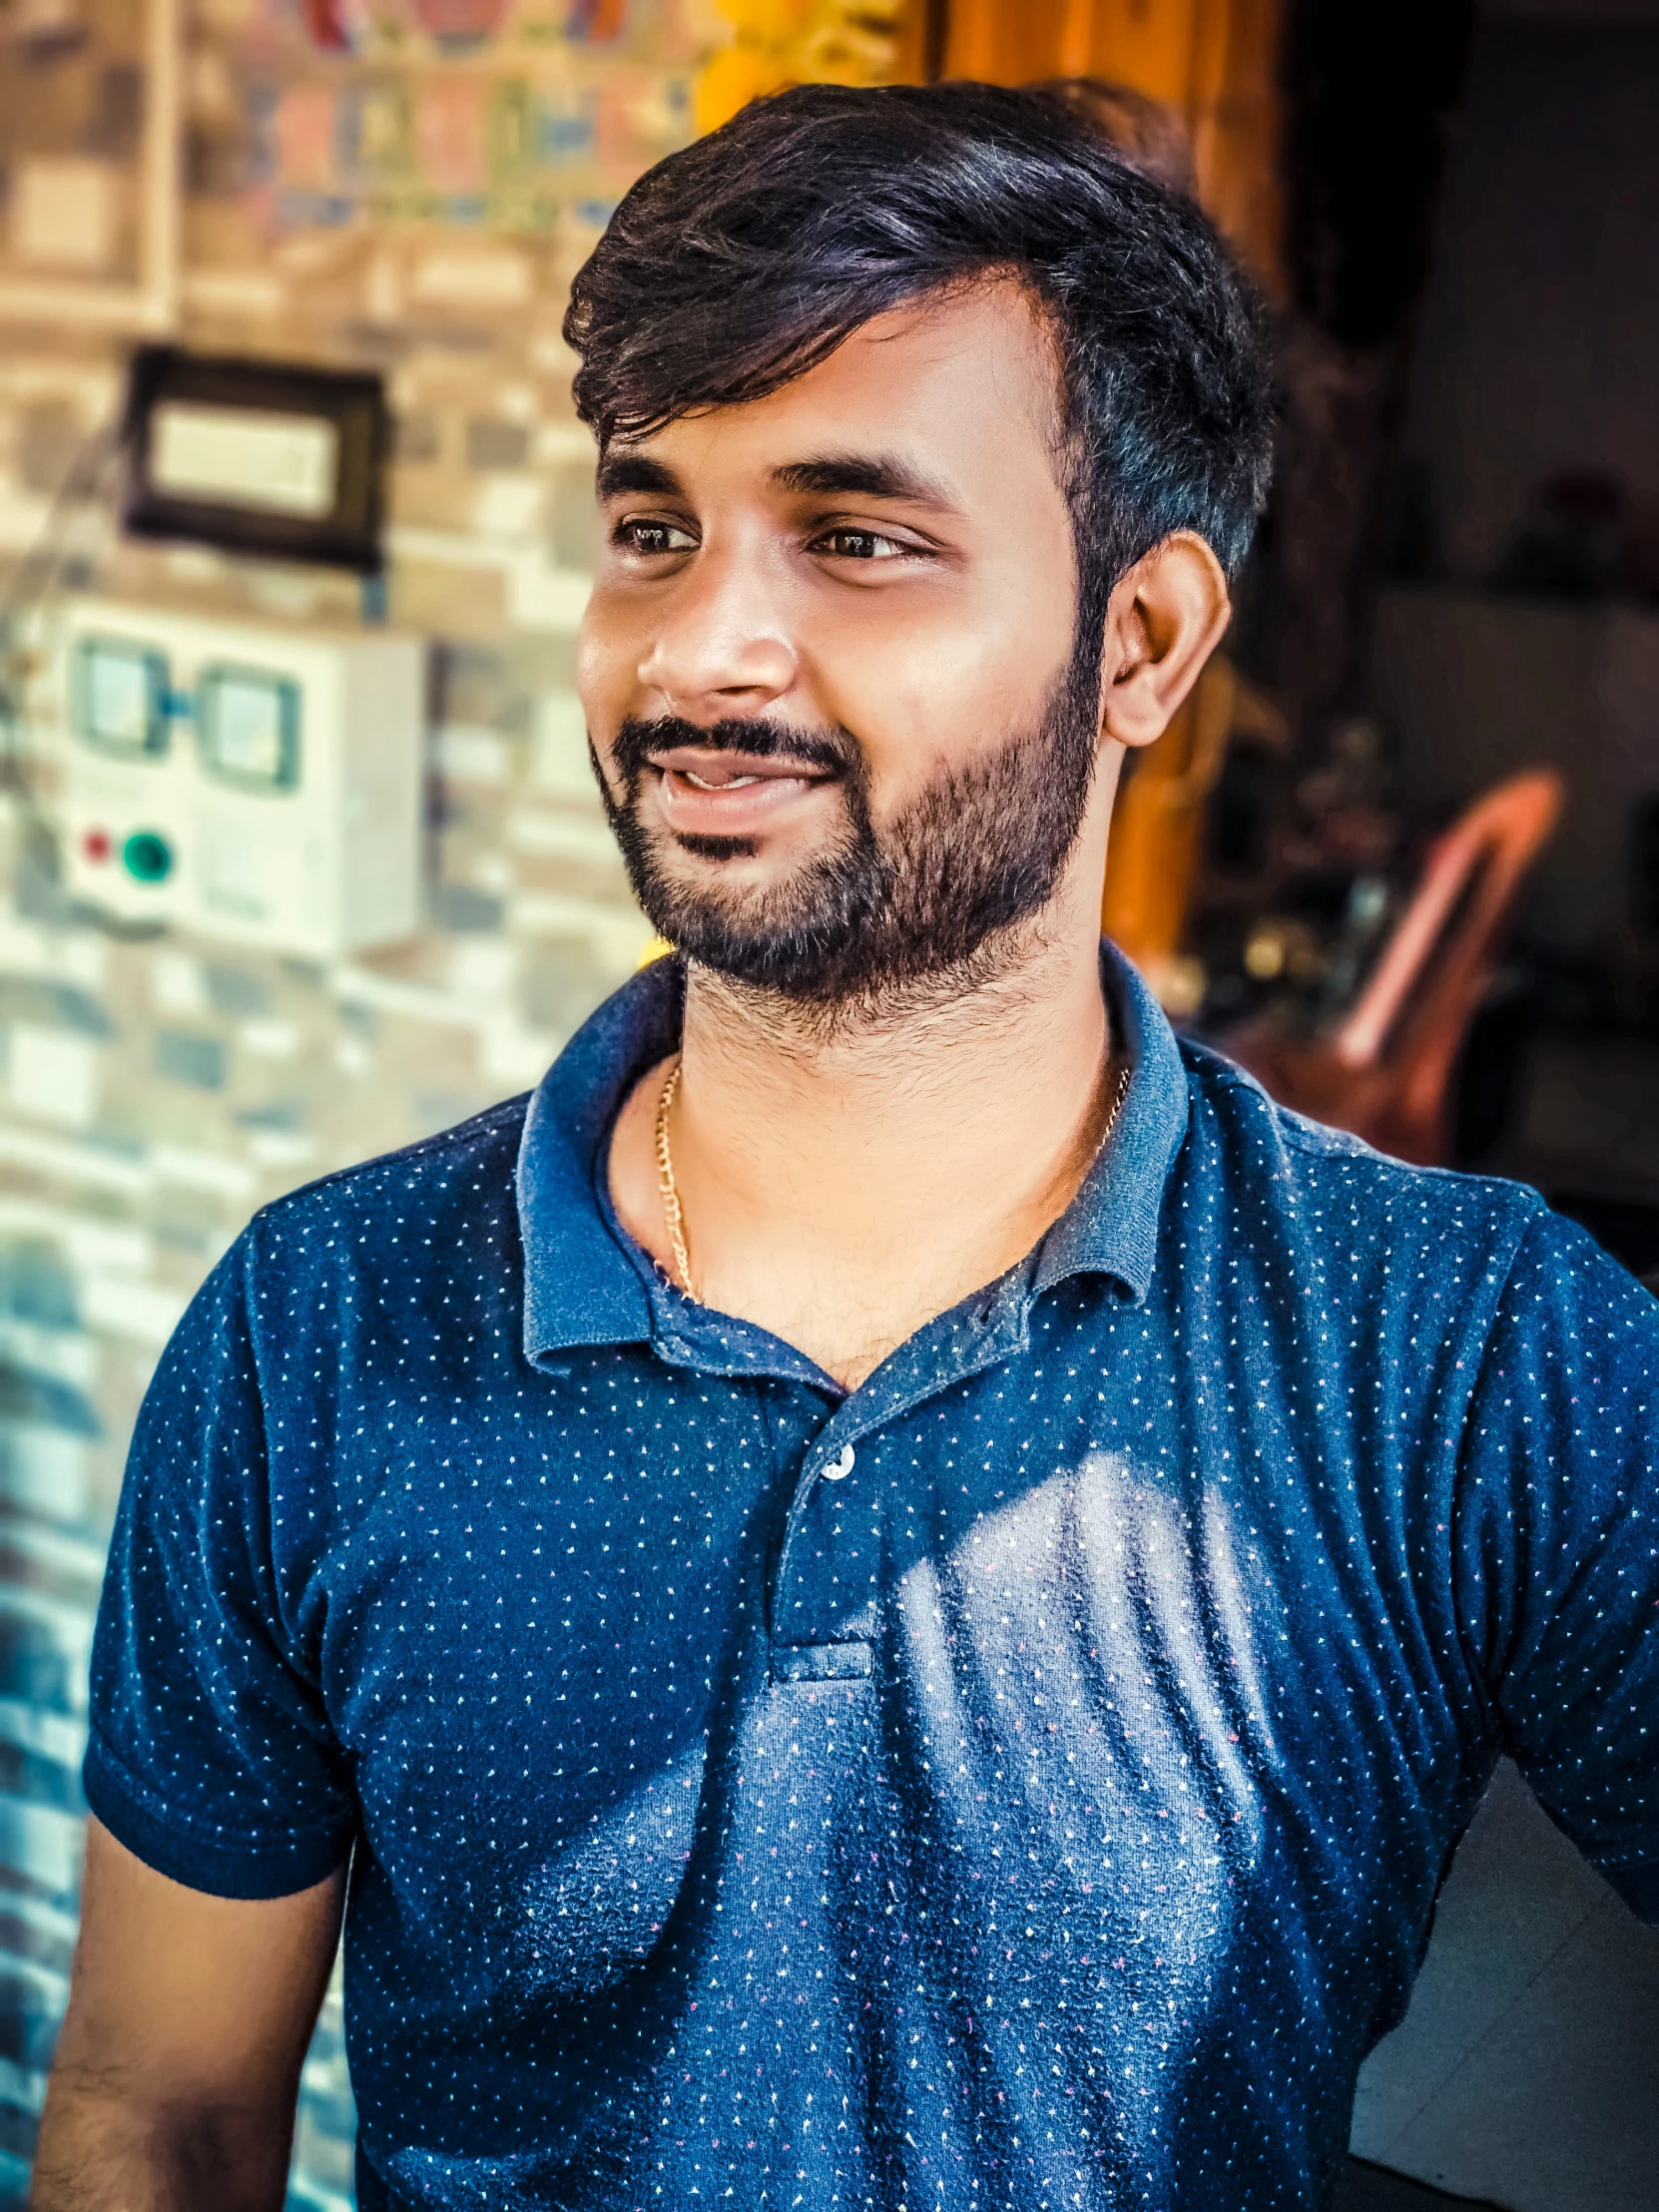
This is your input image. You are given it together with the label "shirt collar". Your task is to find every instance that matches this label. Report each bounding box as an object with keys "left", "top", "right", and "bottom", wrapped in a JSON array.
[
  {"left": 517, "top": 952, "right": 683, "bottom": 1364},
  {"left": 1031, "top": 939, "right": 1190, "bottom": 1308},
  {"left": 517, "top": 939, "right": 1190, "bottom": 1366}
]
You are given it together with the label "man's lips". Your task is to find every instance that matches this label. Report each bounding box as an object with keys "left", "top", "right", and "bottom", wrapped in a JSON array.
[
  {"left": 647, "top": 745, "right": 838, "bottom": 837},
  {"left": 647, "top": 744, "right": 834, "bottom": 788}
]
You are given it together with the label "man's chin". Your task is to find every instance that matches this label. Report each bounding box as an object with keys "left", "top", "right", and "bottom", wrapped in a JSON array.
[
  {"left": 636, "top": 895, "right": 853, "bottom": 996},
  {"left": 627, "top": 865, "right": 878, "bottom": 1001},
  {"left": 618, "top": 813, "right": 864, "bottom": 952}
]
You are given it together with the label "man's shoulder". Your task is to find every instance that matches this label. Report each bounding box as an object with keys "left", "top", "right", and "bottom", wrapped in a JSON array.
[
  {"left": 1174, "top": 1034, "right": 1549, "bottom": 1264},
  {"left": 244, "top": 1091, "right": 533, "bottom": 1266}
]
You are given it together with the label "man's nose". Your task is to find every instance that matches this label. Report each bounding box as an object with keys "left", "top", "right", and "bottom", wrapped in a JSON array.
[{"left": 637, "top": 543, "right": 797, "bottom": 722}]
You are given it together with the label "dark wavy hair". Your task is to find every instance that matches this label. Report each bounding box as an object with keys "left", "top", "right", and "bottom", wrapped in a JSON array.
[{"left": 564, "top": 80, "right": 1274, "bottom": 648}]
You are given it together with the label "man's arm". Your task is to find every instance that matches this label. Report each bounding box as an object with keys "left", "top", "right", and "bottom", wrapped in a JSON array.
[
  {"left": 1454, "top": 1210, "right": 1659, "bottom": 1920},
  {"left": 32, "top": 1818, "right": 346, "bottom": 2212}
]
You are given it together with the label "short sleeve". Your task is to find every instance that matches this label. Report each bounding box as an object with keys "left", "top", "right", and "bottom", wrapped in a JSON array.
[
  {"left": 1455, "top": 1209, "right": 1659, "bottom": 1920},
  {"left": 84, "top": 1231, "right": 355, "bottom": 1899}
]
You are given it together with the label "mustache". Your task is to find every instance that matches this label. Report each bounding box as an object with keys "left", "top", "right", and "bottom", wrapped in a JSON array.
[{"left": 610, "top": 714, "right": 860, "bottom": 783}]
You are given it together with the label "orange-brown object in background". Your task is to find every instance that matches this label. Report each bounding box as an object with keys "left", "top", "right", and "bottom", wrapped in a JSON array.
[
  {"left": 1101, "top": 655, "right": 1237, "bottom": 998},
  {"left": 1224, "top": 769, "right": 1564, "bottom": 1166},
  {"left": 1100, "top": 655, "right": 1287, "bottom": 1011},
  {"left": 932, "top": 0, "right": 1285, "bottom": 289}
]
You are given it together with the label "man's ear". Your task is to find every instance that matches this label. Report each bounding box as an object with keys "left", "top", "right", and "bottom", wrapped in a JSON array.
[{"left": 1098, "top": 531, "right": 1232, "bottom": 750}]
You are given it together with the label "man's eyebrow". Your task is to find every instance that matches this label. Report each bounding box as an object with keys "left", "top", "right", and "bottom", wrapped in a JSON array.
[
  {"left": 596, "top": 451, "right": 684, "bottom": 500},
  {"left": 772, "top": 452, "right": 961, "bottom": 512}
]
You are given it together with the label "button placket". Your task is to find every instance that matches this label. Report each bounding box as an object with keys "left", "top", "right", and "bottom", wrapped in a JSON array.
[
  {"left": 769, "top": 1431, "right": 881, "bottom": 1675},
  {"left": 768, "top": 1301, "right": 1032, "bottom": 1677}
]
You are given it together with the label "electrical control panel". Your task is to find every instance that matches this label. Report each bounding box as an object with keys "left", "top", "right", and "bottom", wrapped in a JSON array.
[{"left": 38, "top": 599, "right": 424, "bottom": 959}]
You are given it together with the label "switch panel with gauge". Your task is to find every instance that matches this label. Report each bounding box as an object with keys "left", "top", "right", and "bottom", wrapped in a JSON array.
[{"left": 39, "top": 600, "right": 424, "bottom": 958}]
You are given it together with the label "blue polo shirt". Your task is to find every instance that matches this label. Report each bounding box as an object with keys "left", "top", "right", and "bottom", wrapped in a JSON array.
[{"left": 85, "top": 947, "right": 1659, "bottom": 2212}]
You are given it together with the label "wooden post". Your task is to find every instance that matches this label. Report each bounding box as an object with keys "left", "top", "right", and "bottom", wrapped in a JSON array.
[{"left": 925, "top": 0, "right": 1284, "bottom": 288}]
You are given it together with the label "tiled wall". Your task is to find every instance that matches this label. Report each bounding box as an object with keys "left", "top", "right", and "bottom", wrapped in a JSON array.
[{"left": 0, "top": 3, "right": 850, "bottom": 2201}]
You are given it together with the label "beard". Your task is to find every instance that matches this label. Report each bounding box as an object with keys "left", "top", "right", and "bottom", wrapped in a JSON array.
[{"left": 593, "top": 632, "right": 1102, "bottom": 1009}]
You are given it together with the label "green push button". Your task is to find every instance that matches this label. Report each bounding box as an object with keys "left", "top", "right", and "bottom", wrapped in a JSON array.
[{"left": 122, "top": 830, "right": 173, "bottom": 883}]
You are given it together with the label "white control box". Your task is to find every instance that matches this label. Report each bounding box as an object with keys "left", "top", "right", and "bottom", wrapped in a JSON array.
[{"left": 38, "top": 599, "right": 424, "bottom": 959}]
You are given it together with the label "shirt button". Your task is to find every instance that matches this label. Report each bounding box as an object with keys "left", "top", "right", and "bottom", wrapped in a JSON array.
[{"left": 824, "top": 1443, "right": 855, "bottom": 1481}]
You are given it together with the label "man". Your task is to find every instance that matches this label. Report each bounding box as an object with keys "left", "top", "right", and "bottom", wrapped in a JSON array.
[{"left": 35, "top": 82, "right": 1658, "bottom": 2212}]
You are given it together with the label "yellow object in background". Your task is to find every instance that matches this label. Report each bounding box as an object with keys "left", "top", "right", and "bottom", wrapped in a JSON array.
[{"left": 694, "top": 0, "right": 903, "bottom": 135}]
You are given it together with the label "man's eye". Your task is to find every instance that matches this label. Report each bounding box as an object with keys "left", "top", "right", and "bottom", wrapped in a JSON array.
[
  {"left": 814, "top": 528, "right": 909, "bottom": 562},
  {"left": 616, "top": 519, "right": 695, "bottom": 556}
]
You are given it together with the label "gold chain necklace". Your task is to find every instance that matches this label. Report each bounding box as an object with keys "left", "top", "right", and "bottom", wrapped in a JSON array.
[
  {"left": 654, "top": 1050, "right": 1133, "bottom": 1309},
  {"left": 654, "top": 1056, "right": 698, "bottom": 1300}
]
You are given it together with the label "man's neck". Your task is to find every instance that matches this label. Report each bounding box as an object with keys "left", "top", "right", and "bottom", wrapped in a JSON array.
[{"left": 608, "top": 858, "right": 1118, "bottom": 1392}]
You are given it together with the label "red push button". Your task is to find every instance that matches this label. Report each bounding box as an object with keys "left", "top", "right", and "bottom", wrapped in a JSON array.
[{"left": 83, "top": 829, "right": 112, "bottom": 863}]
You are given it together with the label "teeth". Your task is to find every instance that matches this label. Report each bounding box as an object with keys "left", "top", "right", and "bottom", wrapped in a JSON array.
[{"left": 684, "top": 771, "right": 761, "bottom": 790}]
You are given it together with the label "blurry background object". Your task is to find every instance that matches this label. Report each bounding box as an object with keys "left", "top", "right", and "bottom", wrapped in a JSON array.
[
  {"left": 43, "top": 597, "right": 423, "bottom": 958},
  {"left": 1223, "top": 767, "right": 1563, "bottom": 1165},
  {"left": 411, "top": 0, "right": 512, "bottom": 47},
  {"left": 928, "top": 0, "right": 1287, "bottom": 279},
  {"left": 694, "top": 0, "right": 906, "bottom": 132},
  {"left": 0, "top": 342, "right": 422, "bottom": 965},
  {"left": 120, "top": 347, "right": 390, "bottom": 574},
  {"left": 1100, "top": 653, "right": 1288, "bottom": 1018},
  {"left": 0, "top": 0, "right": 180, "bottom": 330},
  {"left": 1493, "top": 470, "right": 1633, "bottom": 601}
]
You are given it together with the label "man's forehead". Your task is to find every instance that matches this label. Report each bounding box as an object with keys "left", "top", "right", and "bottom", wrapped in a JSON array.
[{"left": 596, "top": 281, "right": 1066, "bottom": 498}]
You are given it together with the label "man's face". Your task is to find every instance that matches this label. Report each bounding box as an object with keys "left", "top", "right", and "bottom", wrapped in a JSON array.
[{"left": 578, "top": 282, "right": 1102, "bottom": 1003}]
